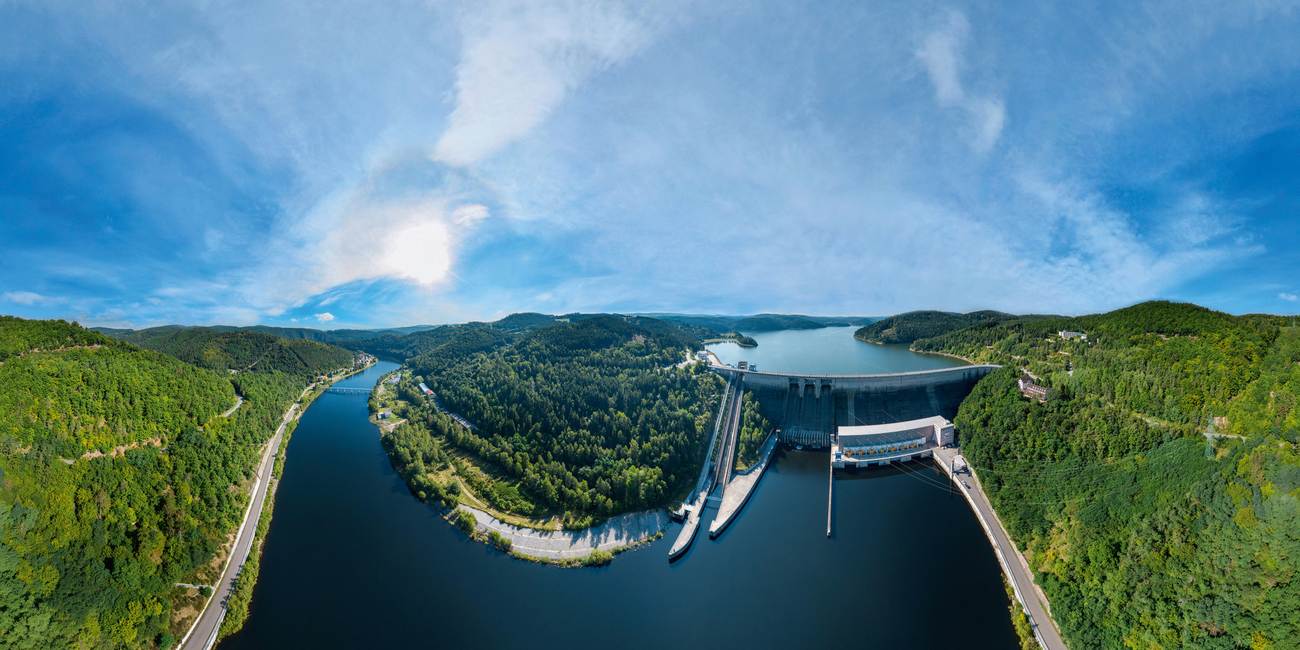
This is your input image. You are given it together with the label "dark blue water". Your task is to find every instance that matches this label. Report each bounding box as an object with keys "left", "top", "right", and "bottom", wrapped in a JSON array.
[
  {"left": 708, "top": 326, "right": 965, "bottom": 375},
  {"left": 225, "top": 358, "right": 1018, "bottom": 649}
]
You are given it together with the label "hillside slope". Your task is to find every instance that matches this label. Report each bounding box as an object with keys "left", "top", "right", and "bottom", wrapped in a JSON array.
[
  {"left": 854, "top": 309, "right": 1019, "bottom": 344},
  {"left": 0, "top": 318, "right": 334, "bottom": 648},
  {"left": 382, "top": 315, "right": 724, "bottom": 523},
  {"left": 925, "top": 302, "right": 1298, "bottom": 648},
  {"left": 104, "top": 326, "right": 353, "bottom": 377}
]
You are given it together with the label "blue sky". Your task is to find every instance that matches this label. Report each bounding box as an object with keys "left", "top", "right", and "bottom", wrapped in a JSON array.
[{"left": 2, "top": 1, "right": 1299, "bottom": 328}]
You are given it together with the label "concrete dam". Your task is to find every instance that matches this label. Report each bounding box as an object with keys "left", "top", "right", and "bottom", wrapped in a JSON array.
[
  {"left": 669, "top": 363, "right": 998, "bottom": 560},
  {"left": 712, "top": 364, "right": 998, "bottom": 448}
]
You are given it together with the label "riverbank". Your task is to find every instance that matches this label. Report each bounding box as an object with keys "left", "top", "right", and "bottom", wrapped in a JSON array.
[
  {"left": 853, "top": 335, "right": 976, "bottom": 365},
  {"left": 906, "top": 346, "right": 976, "bottom": 365},
  {"left": 178, "top": 358, "right": 375, "bottom": 648},
  {"left": 933, "top": 446, "right": 1067, "bottom": 650},
  {"left": 456, "top": 505, "right": 668, "bottom": 566}
]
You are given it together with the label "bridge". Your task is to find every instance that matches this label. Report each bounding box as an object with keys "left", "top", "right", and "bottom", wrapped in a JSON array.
[{"left": 324, "top": 386, "right": 371, "bottom": 395}]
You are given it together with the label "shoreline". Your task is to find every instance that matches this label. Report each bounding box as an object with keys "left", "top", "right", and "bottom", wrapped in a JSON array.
[
  {"left": 852, "top": 334, "right": 977, "bottom": 365},
  {"left": 456, "top": 505, "right": 668, "bottom": 566},
  {"left": 371, "top": 365, "right": 674, "bottom": 566},
  {"left": 178, "top": 357, "right": 376, "bottom": 648},
  {"left": 908, "top": 347, "right": 976, "bottom": 365}
]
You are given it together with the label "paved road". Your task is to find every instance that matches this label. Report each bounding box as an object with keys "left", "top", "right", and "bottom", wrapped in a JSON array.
[
  {"left": 934, "top": 447, "right": 1068, "bottom": 650},
  {"left": 179, "top": 400, "right": 299, "bottom": 650}
]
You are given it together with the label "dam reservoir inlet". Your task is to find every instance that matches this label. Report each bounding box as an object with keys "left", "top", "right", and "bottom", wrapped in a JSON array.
[{"left": 224, "top": 332, "right": 1020, "bottom": 649}]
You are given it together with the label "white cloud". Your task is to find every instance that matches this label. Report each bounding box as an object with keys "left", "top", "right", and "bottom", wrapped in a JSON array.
[
  {"left": 314, "top": 311, "right": 335, "bottom": 322},
  {"left": 916, "top": 10, "right": 1005, "bottom": 152},
  {"left": 2, "top": 291, "right": 48, "bottom": 305},
  {"left": 1281, "top": 292, "right": 1298, "bottom": 302},
  {"left": 433, "top": 2, "right": 661, "bottom": 166},
  {"left": 452, "top": 203, "right": 490, "bottom": 226}
]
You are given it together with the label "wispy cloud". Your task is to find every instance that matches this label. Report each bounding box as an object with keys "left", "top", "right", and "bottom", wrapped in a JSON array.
[
  {"left": 314, "top": 312, "right": 335, "bottom": 322},
  {"left": 2, "top": 291, "right": 50, "bottom": 305},
  {"left": 3, "top": 1, "right": 1299, "bottom": 326},
  {"left": 916, "top": 9, "right": 1005, "bottom": 152},
  {"left": 1281, "top": 292, "right": 1298, "bottom": 302},
  {"left": 433, "top": 2, "right": 663, "bottom": 167}
]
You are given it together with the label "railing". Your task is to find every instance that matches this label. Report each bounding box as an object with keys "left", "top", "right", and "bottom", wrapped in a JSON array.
[{"left": 324, "top": 386, "right": 370, "bottom": 394}]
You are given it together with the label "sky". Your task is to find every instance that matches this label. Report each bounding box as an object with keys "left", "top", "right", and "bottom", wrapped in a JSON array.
[{"left": 2, "top": 1, "right": 1299, "bottom": 329}]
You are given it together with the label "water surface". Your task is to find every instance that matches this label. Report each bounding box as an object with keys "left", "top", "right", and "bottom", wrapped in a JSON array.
[
  {"left": 707, "top": 325, "right": 964, "bottom": 374},
  {"left": 226, "top": 341, "right": 1017, "bottom": 649}
]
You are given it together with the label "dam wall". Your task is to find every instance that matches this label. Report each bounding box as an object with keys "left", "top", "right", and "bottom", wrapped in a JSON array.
[{"left": 713, "top": 365, "right": 998, "bottom": 449}]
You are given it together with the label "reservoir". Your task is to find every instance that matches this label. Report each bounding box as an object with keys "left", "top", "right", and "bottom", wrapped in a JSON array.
[
  {"left": 224, "top": 331, "right": 1019, "bottom": 649},
  {"left": 706, "top": 325, "right": 965, "bottom": 374}
]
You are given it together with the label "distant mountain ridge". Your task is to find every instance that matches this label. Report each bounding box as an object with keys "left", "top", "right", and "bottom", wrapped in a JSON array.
[{"left": 639, "top": 312, "right": 878, "bottom": 333}]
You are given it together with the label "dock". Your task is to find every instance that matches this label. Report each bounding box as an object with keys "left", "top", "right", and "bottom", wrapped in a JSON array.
[
  {"left": 708, "top": 431, "right": 778, "bottom": 538},
  {"left": 826, "top": 449, "right": 833, "bottom": 537},
  {"left": 668, "top": 375, "right": 741, "bottom": 560}
]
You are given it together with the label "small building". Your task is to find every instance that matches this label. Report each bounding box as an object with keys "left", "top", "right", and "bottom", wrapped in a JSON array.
[
  {"left": 417, "top": 382, "right": 434, "bottom": 396},
  {"left": 377, "top": 411, "right": 391, "bottom": 420},
  {"left": 1018, "top": 377, "right": 1050, "bottom": 402},
  {"left": 695, "top": 350, "right": 710, "bottom": 361},
  {"left": 1058, "top": 330, "right": 1087, "bottom": 341},
  {"left": 832, "top": 416, "right": 954, "bottom": 469},
  {"left": 737, "top": 360, "right": 749, "bottom": 370}
]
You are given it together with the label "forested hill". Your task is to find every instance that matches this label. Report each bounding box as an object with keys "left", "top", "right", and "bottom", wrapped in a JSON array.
[
  {"left": 648, "top": 313, "right": 875, "bottom": 334},
  {"left": 0, "top": 317, "right": 326, "bottom": 647},
  {"left": 920, "top": 301, "right": 1298, "bottom": 648},
  {"left": 853, "top": 309, "right": 1019, "bottom": 344},
  {"left": 384, "top": 314, "right": 725, "bottom": 521},
  {"left": 103, "top": 326, "right": 353, "bottom": 377}
]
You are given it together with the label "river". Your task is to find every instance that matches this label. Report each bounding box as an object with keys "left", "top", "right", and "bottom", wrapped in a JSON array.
[{"left": 224, "top": 332, "right": 1019, "bottom": 649}]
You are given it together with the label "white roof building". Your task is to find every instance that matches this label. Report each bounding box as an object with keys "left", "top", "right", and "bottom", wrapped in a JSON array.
[{"left": 833, "top": 416, "right": 954, "bottom": 468}]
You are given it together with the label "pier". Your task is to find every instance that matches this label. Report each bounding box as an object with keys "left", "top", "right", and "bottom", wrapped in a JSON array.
[
  {"left": 669, "top": 374, "right": 742, "bottom": 560},
  {"left": 709, "top": 431, "right": 777, "bottom": 538}
]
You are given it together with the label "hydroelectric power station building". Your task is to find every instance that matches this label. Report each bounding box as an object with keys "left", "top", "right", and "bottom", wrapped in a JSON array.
[{"left": 832, "top": 415, "right": 954, "bottom": 468}]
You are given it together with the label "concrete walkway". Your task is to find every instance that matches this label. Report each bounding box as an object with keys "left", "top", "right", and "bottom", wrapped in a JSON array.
[
  {"left": 460, "top": 506, "right": 667, "bottom": 561},
  {"left": 934, "top": 446, "right": 1068, "bottom": 650},
  {"left": 709, "top": 432, "right": 777, "bottom": 537}
]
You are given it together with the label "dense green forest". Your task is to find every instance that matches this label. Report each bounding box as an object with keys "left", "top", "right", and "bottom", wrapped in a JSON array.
[
  {"left": 734, "top": 392, "right": 773, "bottom": 470},
  {"left": 103, "top": 326, "right": 353, "bottom": 378},
  {"left": 929, "top": 302, "right": 1298, "bottom": 648},
  {"left": 705, "top": 332, "right": 758, "bottom": 347},
  {"left": 383, "top": 315, "right": 723, "bottom": 521},
  {"left": 854, "top": 309, "right": 1020, "bottom": 344},
  {"left": 649, "top": 312, "right": 874, "bottom": 334},
  {"left": 0, "top": 318, "right": 346, "bottom": 648}
]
